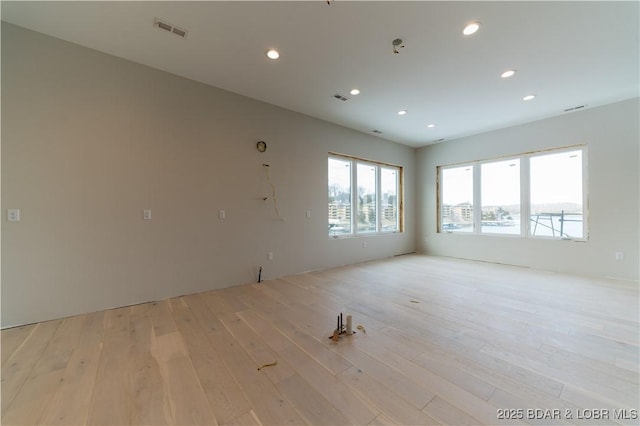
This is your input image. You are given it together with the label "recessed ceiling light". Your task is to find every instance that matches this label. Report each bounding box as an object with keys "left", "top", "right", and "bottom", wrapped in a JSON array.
[
  {"left": 501, "top": 69, "right": 516, "bottom": 78},
  {"left": 266, "top": 49, "right": 280, "bottom": 60},
  {"left": 350, "top": 89, "right": 360, "bottom": 95},
  {"left": 397, "top": 110, "right": 407, "bottom": 116},
  {"left": 522, "top": 94, "right": 536, "bottom": 101},
  {"left": 427, "top": 123, "right": 436, "bottom": 128},
  {"left": 463, "top": 22, "right": 481, "bottom": 36}
]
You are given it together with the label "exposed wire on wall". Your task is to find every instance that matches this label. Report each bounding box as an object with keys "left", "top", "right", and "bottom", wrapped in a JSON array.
[{"left": 262, "top": 164, "right": 285, "bottom": 221}]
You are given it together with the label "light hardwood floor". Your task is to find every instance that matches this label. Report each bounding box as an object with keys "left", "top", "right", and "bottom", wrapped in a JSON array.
[{"left": 2, "top": 255, "right": 638, "bottom": 425}]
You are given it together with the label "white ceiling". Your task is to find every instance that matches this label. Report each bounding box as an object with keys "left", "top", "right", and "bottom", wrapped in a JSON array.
[{"left": 2, "top": 1, "right": 638, "bottom": 147}]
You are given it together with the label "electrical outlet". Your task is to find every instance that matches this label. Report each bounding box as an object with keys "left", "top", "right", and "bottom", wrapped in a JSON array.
[
  {"left": 8, "top": 209, "right": 20, "bottom": 222},
  {"left": 615, "top": 252, "right": 624, "bottom": 261},
  {"left": 306, "top": 210, "right": 311, "bottom": 219},
  {"left": 143, "top": 209, "right": 152, "bottom": 220},
  {"left": 362, "top": 241, "right": 367, "bottom": 248}
]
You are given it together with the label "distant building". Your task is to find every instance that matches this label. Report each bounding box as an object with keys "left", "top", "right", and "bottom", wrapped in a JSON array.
[
  {"left": 441, "top": 204, "right": 453, "bottom": 219},
  {"left": 453, "top": 202, "right": 473, "bottom": 222},
  {"left": 383, "top": 204, "right": 396, "bottom": 220},
  {"left": 328, "top": 202, "right": 351, "bottom": 221}
]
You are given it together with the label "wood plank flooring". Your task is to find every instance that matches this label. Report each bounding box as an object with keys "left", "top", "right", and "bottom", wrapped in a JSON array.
[{"left": 2, "top": 255, "right": 638, "bottom": 425}]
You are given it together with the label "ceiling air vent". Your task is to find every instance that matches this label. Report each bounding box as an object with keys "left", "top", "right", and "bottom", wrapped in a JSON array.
[
  {"left": 333, "top": 93, "right": 349, "bottom": 101},
  {"left": 372, "top": 130, "right": 383, "bottom": 134},
  {"left": 154, "top": 18, "right": 188, "bottom": 38},
  {"left": 564, "top": 104, "right": 586, "bottom": 112}
]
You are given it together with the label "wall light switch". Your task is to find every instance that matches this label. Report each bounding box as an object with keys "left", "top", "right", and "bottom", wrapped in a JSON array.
[
  {"left": 219, "top": 210, "right": 226, "bottom": 220},
  {"left": 8, "top": 209, "right": 20, "bottom": 222},
  {"left": 143, "top": 209, "right": 152, "bottom": 220},
  {"left": 306, "top": 210, "right": 311, "bottom": 219}
]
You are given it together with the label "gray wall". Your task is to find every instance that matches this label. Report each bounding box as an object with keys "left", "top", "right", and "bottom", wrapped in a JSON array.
[
  {"left": 1, "top": 24, "right": 416, "bottom": 328},
  {"left": 3, "top": 23, "right": 637, "bottom": 328},
  {"left": 417, "top": 98, "right": 639, "bottom": 281}
]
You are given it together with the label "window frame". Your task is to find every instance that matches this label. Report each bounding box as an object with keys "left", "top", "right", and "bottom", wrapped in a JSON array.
[
  {"left": 329, "top": 153, "right": 404, "bottom": 238},
  {"left": 437, "top": 145, "right": 588, "bottom": 241}
]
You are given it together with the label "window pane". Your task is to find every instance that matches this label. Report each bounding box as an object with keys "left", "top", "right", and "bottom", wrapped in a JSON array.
[
  {"left": 481, "top": 159, "right": 520, "bottom": 234},
  {"left": 530, "top": 150, "right": 583, "bottom": 238},
  {"left": 381, "top": 167, "right": 398, "bottom": 232},
  {"left": 440, "top": 166, "right": 474, "bottom": 232},
  {"left": 357, "top": 163, "right": 377, "bottom": 233},
  {"left": 328, "top": 158, "right": 352, "bottom": 235}
]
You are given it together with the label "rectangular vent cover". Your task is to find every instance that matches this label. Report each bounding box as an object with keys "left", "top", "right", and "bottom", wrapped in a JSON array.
[
  {"left": 154, "top": 18, "right": 188, "bottom": 38},
  {"left": 564, "top": 105, "right": 586, "bottom": 112},
  {"left": 333, "top": 93, "right": 349, "bottom": 101}
]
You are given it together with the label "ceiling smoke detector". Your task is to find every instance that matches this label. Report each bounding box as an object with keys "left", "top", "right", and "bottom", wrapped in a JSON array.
[
  {"left": 154, "top": 18, "right": 188, "bottom": 38},
  {"left": 392, "top": 38, "right": 405, "bottom": 54}
]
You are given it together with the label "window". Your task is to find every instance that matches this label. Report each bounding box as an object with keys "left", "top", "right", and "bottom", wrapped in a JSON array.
[
  {"left": 438, "top": 146, "right": 586, "bottom": 239},
  {"left": 380, "top": 167, "right": 399, "bottom": 231},
  {"left": 328, "top": 158, "right": 352, "bottom": 235},
  {"left": 481, "top": 159, "right": 520, "bottom": 235},
  {"left": 530, "top": 149, "right": 584, "bottom": 238},
  {"left": 329, "top": 155, "right": 402, "bottom": 237},
  {"left": 357, "top": 164, "right": 377, "bottom": 233},
  {"left": 440, "top": 166, "right": 474, "bottom": 232}
]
